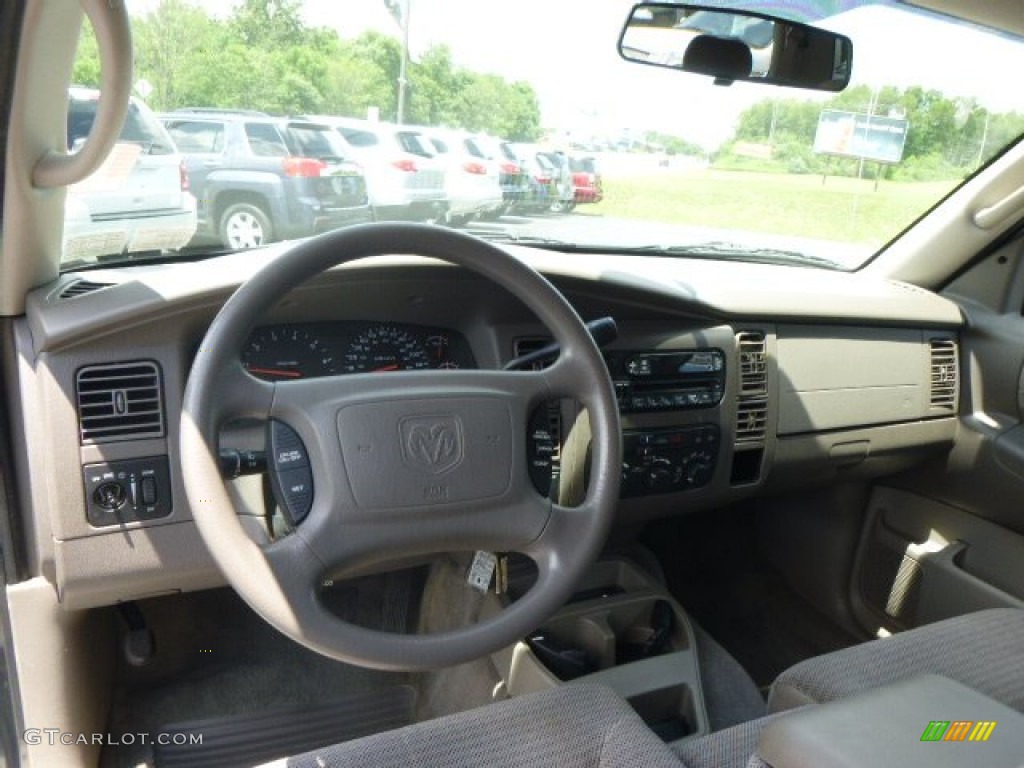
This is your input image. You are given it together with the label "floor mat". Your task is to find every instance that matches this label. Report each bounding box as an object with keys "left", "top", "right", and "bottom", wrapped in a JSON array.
[
  {"left": 103, "top": 585, "right": 419, "bottom": 767},
  {"left": 153, "top": 685, "right": 416, "bottom": 768}
]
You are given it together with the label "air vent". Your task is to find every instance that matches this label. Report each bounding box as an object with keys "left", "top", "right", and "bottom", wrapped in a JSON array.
[
  {"left": 737, "top": 332, "right": 767, "bottom": 396},
  {"left": 929, "top": 338, "right": 958, "bottom": 410},
  {"left": 513, "top": 336, "right": 553, "bottom": 369},
  {"left": 76, "top": 361, "right": 165, "bottom": 444},
  {"left": 736, "top": 400, "right": 768, "bottom": 442},
  {"left": 734, "top": 331, "right": 768, "bottom": 444},
  {"left": 59, "top": 279, "right": 114, "bottom": 299}
]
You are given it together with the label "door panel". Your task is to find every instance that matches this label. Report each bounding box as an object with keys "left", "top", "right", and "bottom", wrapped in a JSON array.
[
  {"left": 850, "top": 242, "right": 1024, "bottom": 633},
  {"left": 851, "top": 487, "right": 1024, "bottom": 634}
]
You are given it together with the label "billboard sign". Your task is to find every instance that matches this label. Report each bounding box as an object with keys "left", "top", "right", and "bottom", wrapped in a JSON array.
[{"left": 813, "top": 109, "right": 909, "bottom": 164}]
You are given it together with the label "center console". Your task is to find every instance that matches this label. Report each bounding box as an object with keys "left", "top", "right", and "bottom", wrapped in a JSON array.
[{"left": 493, "top": 558, "right": 710, "bottom": 746}]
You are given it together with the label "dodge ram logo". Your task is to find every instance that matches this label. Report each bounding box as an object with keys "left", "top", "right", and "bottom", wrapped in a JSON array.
[{"left": 400, "top": 415, "right": 463, "bottom": 474}]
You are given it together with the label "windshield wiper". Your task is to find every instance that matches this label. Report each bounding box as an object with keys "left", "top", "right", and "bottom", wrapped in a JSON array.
[{"left": 622, "top": 242, "right": 843, "bottom": 270}]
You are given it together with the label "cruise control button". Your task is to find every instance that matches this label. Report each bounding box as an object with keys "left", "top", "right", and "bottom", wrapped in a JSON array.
[
  {"left": 269, "top": 420, "right": 310, "bottom": 469},
  {"left": 276, "top": 467, "right": 313, "bottom": 525}
]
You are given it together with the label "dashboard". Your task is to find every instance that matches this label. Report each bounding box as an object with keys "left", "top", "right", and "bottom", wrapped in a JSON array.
[{"left": 16, "top": 243, "right": 965, "bottom": 610}]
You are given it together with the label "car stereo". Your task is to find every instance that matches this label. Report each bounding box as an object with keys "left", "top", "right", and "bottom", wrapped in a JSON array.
[{"left": 604, "top": 349, "right": 725, "bottom": 413}]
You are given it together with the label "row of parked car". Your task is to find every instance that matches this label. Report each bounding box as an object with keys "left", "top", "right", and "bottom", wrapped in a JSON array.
[{"left": 63, "top": 88, "right": 605, "bottom": 259}]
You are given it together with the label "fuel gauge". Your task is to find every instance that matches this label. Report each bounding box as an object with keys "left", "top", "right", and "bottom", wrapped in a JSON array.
[{"left": 426, "top": 334, "right": 457, "bottom": 369}]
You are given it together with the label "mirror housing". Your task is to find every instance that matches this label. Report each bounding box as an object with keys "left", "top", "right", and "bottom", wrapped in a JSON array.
[{"left": 619, "top": 3, "right": 852, "bottom": 91}]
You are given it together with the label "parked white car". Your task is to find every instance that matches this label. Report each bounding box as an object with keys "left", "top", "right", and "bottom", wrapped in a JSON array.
[
  {"left": 63, "top": 87, "right": 196, "bottom": 263},
  {"left": 419, "top": 127, "right": 504, "bottom": 225},
  {"left": 306, "top": 116, "right": 448, "bottom": 223}
]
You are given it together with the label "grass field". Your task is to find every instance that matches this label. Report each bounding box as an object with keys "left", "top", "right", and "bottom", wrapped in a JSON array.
[{"left": 589, "top": 168, "right": 959, "bottom": 248}]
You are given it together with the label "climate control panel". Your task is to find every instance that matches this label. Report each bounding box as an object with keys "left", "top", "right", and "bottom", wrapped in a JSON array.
[{"left": 621, "top": 426, "right": 720, "bottom": 497}]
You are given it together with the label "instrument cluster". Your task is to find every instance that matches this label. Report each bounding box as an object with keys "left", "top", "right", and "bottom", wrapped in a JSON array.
[{"left": 241, "top": 321, "right": 476, "bottom": 380}]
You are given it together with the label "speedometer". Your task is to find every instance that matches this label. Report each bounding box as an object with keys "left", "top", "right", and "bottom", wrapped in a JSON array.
[
  {"left": 343, "top": 326, "right": 431, "bottom": 373},
  {"left": 242, "top": 326, "right": 337, "bottom": 380}
]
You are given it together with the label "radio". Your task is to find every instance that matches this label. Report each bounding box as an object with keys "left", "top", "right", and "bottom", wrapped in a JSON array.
[{"left": 604, "top": 349, "right": 725, "bottom": 413}]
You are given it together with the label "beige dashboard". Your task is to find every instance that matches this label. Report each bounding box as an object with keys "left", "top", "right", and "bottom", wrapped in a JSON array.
[{"left": 11, "top": 243, "right": 963, "bottom": 609}]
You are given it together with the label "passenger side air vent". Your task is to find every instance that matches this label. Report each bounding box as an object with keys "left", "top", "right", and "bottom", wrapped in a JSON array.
[
  {"left": 929, "top": 338, "right": 958, "bottom": 411},
  {"left": 76, "top": 361, "right": 165, "bottom": 444},
  {"left": 736, "top": 400, "right": 768, "bottom": 442},
  {"left": 734, "top": 332, "right": 768, "bottom": 443},
  {"left": 59, "top": 279, "right": 115, "bottom": 299},
  {"left": 513, "top": 336, "right": 553, "bottom": 369}
]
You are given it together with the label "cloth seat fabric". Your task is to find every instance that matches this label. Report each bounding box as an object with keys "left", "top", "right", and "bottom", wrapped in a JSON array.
[
  {"left": 286, "top": 682, "right": 684, "bottom": 768},
  {"left": 286, "top": 608, "right": 1024, "bottom": 768},
  {"left": 768, "top": 607, "right": 1024, "bottom": 714}
]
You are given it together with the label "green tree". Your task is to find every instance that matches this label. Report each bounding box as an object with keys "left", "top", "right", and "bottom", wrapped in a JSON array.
[
  {"left": 71, "top": 24, "right": 101, "bottom": 87},
  {"left": 408, "top": 45, "right": 467, "bottom": 126},
  {"left": 498, "top": 82, "right": 542, "bottom": 141},
  {"left": 229, "top": 0, "right": 304, "bottom": 48},
  {"left": 324, "top": 31, "right": 402, "bottom": 120},
  {"left": 132, "top": 0, "right": 229, "bottom": 110}
]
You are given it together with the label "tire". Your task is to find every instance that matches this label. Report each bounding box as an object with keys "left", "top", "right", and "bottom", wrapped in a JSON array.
[
  {"left": 549, "top": 198, "right": 572, "bottom": 214},
  {"left": 219, "top": 202, "right": 273, "bottom": 250}
]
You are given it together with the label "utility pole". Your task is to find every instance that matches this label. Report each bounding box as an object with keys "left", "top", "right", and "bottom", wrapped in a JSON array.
[
  {"left": 397, "top": 0, "right": 410, "bottom": 124},
  {"left": 383, "top": 0, "right": 411, "bottom": 123},
  {"left": 857, "top": 87, "right": 878, "bottom": 181},
  {"left": 975, "top": 110, "right": 991, "bottom": 170}
]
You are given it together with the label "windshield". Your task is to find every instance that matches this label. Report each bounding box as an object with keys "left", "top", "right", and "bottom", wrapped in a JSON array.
[{"left": 63, "top": 0, "right": 1024, "bottom": 270}]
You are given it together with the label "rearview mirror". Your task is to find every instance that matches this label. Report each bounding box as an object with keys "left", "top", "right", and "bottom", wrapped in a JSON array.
[{"left": 619, "top": 3, "right": 852, "bottom": 91}]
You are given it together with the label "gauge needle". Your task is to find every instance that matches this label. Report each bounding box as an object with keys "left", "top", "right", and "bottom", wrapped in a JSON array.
[
  {"left": 246, "top": 366, "right": 303, "bottom": 378},
  {"left": 374, "top": 364, "right": 401, "bottom": 372}
]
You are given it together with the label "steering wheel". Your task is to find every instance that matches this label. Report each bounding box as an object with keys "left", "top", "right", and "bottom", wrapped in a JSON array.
[{"left": 180, "top": 223, "right": 621, "bottom": 670}]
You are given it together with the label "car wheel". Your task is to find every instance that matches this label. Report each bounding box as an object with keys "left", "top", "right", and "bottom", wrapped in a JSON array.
[
  {"left": 220, "top": 203, "right": 273, "bottom": 250},
  {"left": 549, "top": 198, "right": 572, "bottom": 214}
]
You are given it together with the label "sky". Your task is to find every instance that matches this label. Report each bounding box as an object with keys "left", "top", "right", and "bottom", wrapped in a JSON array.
[{"left": 130, "top": 0, "right": 1024, "bottom": 149}]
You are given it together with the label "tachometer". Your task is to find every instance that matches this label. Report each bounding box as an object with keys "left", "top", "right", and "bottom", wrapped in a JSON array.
[
  {"left": 242, "top": 326, "right": 337, "bottom": 380},
  {"left": 343, "top": 326, "right": 431, "bottom": 373}
]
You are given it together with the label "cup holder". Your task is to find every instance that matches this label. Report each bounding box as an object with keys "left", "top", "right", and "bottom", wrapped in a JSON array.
[
  {"left": 627, "top": 685, "right": 697, "bottom": 741},
  {"left": 527, "top": 597, "right": 688, "bottom": 680}
]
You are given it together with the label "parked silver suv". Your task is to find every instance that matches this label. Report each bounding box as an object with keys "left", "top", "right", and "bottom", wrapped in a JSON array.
[
  {"left": 63, "top": 87, "right": 196, "bottom": 263},
  {"left": 307, "top": 116, "right": 448, "bottom": 223}
]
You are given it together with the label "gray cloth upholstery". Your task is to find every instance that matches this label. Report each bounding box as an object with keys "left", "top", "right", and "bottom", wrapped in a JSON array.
[
  {"left": 286, "top": 683, "right": 684, "bottom": 768},
  {"left": 672, "top": 711, "right": 795, "bottom": 768},
  {"left": 768, "top": 608, "right": 1024, "bottom": 714},
  {"left": 691, "top": 623, "right": 766, "bottom": 731}
]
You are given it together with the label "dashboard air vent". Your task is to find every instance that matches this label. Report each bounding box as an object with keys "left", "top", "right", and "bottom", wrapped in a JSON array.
[
  {"left": 76, "top": 361, "right": 165, "bottom": 444},
  {"left": 513, "top": 336, "right": 553, "bottom": 369},
  {"left": 737, "top": 332, "right": 767, "bottom": 396},
  {"left": 59, "top": 280, "right": 114, "bottom": 299},
  {"left": 736, "top": 400, "right": 768, "bottom": 442},
  {"left": 735, "top": 331, "right": 768, "bottom": 443},
  {"left": 929, "top": 338, "right": 958, "bottom": 410}
]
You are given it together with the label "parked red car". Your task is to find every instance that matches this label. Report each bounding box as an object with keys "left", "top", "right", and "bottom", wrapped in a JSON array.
[{"left": 570, "top": 155, "right": 603, "bottom": 204}]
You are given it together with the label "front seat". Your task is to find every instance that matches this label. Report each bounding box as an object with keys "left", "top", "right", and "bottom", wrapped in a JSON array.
[
  {"left": 280, "top": 683, "right": 684, "bottom": 768},
  {"left": 282, "top": 608, "right": 1024, "bottom": 768},
  {"left": 674, "top": 607, "right": 1024, "bottom": 768},
  {"left": 767, "top": 607, "right": 1024, "bottom": 713}
]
